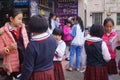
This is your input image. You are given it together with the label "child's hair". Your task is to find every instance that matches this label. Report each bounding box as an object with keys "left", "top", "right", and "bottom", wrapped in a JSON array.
[
  {"left": 52, "top": 27, "right": 63, "bottom": 39},
  {"left": 90, "top": 24, "right": 104, "bottom": 38},
  {"left": 64, "top": 19, "right": 71, "bottom": 25},
  {"left": 4, "top": 8, "right": 23, "bottom": 22},
  {"left": 85, "top": 27, "right": 91, "bottom": 31},
  {"left": 28, "top": 15, "right": 48, "bottom": 33},
  {"left": 48, "top": 12, "right": 56, "bottom": 29},
  {"left": 73, "top": 16, "right": 84, "bottom": 32},
  {"left": 103, "top": 17, "right": 114, "bottom": 26},
  {"left": 9, "top": 8, "right": 23, "bottom": 18}
]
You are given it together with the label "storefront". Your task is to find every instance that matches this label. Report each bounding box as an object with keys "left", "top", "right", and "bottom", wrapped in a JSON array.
[
  {"left": 29, "top": 0, "right": 54, "bottom": 20},
  {"left": 55, "top": 0, "right": 78, "bottom": 26},
  {"left": 0, "top": 0, "right": 29, "bottom": 27},
  {"left": 0, "top": 0, "right": 12, "bottom": 27}
]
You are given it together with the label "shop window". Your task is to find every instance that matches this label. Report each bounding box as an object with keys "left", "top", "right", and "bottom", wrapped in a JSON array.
[
  {"left": 92, "top": 13, "right": 102, "bottom": 24},
  {"left": 117, "top": 13, "right": 120, "bottom": 25}
]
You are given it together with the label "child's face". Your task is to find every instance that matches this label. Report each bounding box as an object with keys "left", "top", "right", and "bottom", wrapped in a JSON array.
[
  {"left": 85, "top": 30, "right": 90, "bottom": 35},
  {"left": 10, "top": 13, "right": 23, "bottom": 27},
  {"left": 73, "top": 19, "right": 78, "bottom": 24},
  {"left": 56, "top": 17, "right": 60, "bottom": 22},
  {"left": 71, "top": 20, "right": 74, "bottom": 24},
  {"left": 53, "top": 16, "right": 56, "bottom": 20},
  {"left": 104, "top": 21, "right": 114, "bottom": 33},
  {"left": 67, "top": 23, "right": 71, "bottom": 26},
  {"left": 53, "top": 35, "right": 61, "bottom": 41}
]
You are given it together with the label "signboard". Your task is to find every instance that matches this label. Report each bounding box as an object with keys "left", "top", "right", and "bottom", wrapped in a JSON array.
[
  {"left": 30, "top": 0, "right": 38, "bottom": 17},
  {"left": 13, "top": 0, "right": 28, "bottom": 6}
]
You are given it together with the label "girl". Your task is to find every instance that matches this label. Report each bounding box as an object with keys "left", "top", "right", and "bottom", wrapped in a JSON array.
[
  {"left": 82, "top": 24, "right": 111, "bottom": 80},
  {"left": 63, "top": 19, "right": 72, "bottom": 61},
  {"left": 0, "top": 8, "right": 29, "bottom": 79},
  {"left": 55, "top": 16, "right": 61, "bottom": 28},
  {"left": 20, "top": 15, "right": 57, "bottom": 80},
  {"left": 102, "top": 18, "right": 118, "bottom": 80},
  {"left": 48, "top": 12, "right": 56, "bottom": 34},
  {"left": 67, "top": 16, "right": 85, "bottom": 71},
  {"left": 52, "top": 27, "right": 66, "bottom": 80}
]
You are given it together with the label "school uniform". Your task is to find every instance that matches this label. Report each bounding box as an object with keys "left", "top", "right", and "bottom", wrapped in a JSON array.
[
  {"left": 53, "top": 40, "right": 66, "bottom": 80},
  {"left": 81, "top": 37, "right": 111, "bottom": 80},
  {"left": 7, "top": 25, "right": 28, "bottom": 79},
  {"left": 21, "top": 33, "right": 57, "bottom": 80},
  {"left": 102, "top": 31, "right": 118, "bottom": 74}
]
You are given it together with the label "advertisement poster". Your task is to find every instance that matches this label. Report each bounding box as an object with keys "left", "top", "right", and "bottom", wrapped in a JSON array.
[{"left": 30, "top": 0, "right": 38, "bottom": 17}]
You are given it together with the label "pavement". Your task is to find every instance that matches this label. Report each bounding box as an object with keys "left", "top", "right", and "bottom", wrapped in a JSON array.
[
  {"left": 62, "top": 50, "right": 120, "bottom": 80},
  {"left": 0, "top": 51, "right": 120, "bottom": 80}
]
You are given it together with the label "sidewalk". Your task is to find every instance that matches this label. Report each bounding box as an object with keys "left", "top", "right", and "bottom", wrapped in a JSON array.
[
  {"left": 62, "top": 50, "right": 120, "bottom": 80},
  {"left": 62, "top": 57, "right": 84, "bottom": 80}
]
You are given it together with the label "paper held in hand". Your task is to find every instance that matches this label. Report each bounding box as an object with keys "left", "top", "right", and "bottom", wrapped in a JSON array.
[{"left": 109, "top": 35, "right": 120, "bottom": 51}]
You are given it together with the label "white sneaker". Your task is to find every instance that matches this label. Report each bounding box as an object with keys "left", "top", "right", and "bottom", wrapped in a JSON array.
[{"left": 80, "top": 68, "right": 86, "bottom": 73}]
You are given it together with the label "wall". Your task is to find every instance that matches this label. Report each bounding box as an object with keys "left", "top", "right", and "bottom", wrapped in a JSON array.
[
  {"left": 78, "top": 0, "right": 84, "bottom": 26},
  {"left": 78, "top": 0, "right": 120, "bottom": 30}
]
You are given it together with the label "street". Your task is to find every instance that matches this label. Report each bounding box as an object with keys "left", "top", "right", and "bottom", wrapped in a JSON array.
[{"left": 62, "top": 50, "right": 120, "bottom": 80}]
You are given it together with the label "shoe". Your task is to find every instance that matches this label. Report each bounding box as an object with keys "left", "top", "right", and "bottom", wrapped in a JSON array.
[
  {"left": 76, "top": 68, "right": 80, "bottom": 72},
  {"left": 80, "top": 68, "right": 86, "bottom": 73},
  {"left": 65, "top": 58, "right": 70, "bottom": 61},
  {"left": 66, "top": 67, "right": 72, "bottom": 71}
]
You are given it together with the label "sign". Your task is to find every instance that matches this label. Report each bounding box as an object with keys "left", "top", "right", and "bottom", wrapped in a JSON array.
[
  {"left": 13, "top": 0, "right": 28, "bottom": 6},
  {"left": 30, "top": 0, "right": 38, "bottom": 17}
]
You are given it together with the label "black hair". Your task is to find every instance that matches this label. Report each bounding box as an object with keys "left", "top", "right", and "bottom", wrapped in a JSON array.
[
  {"left": 85, "top": 27, "right": 91, "bottom": 31},
  {"left": 103, "top": 17, "right": 114, "bottom": 26},
  {"left": 52, "top": 27, "right": 63, "bottom": 39},
  {"left": 1, "top": 8, "right": 22, "bottom": 25},
  {"left": 9, "top": 8, "right": 23, "bottom": 18},
  {"left": 48, "top": 12, "right": 56, "bottom": 29},
  {"left": 74, "top": 16, "right": 84, "bottom": 32},
  {"left": 64, "top": 19, "right": 71, "bottom": 25},
  {"left": 28, "top": 15, "right": 48, "bottom": 33},
  {"left": 90, "top": 24, "right": 104, "bottom": 38}
]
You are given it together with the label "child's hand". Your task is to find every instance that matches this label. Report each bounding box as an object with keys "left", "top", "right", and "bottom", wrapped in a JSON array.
[{"left": 8, "top": 43, "right": 17, "bottom": 51}]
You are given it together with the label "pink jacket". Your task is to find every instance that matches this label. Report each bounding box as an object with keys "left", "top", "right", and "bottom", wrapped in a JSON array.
[
  {"left": 102, "top": 31, "right": 117, "bottom": 59},
  {"left": 63, "top": 25, "right": 72, "bottom": 41},
  {"left": 0, "top": 22, "right": 29, "bottom": 75}
]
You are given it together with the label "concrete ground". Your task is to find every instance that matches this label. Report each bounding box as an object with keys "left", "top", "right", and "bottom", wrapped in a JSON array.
[
  {"left": 62, "top": 50, "right": 120, "bottom": 80},
  {"left": 0, "top": 50, "right": 120, "bottom": 80}
]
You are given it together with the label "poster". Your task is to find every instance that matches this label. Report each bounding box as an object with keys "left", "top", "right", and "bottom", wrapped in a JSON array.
[{"left": 30, "top": 0, "right": 38, "bottom": 17}]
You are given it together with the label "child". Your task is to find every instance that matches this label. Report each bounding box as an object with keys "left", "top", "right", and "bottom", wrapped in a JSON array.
[
  {"left": 68, "top": 17, "right": 74, "bottom": 28},
  {"left": 81, "top": 24, "right": 111, "bottom": 80},
  {"left": 63, "top": 19, "right": 72, "bottom": 61},
  {"left": 85, "top": 27, "right": 91, "bottom": 39},
  {"left": 67, "top": 16, "right": 85, "bottom": 71},
  {"left": 20, "top": 15, "right": 57, "bottom": 80},
  {"left": 0, "top": 8, "right": 29, "bottom": 79},
  {"left": 52, "top": 27, "right": 66, "bottom": 80},
  {"left": 102, "top": 18, "right": 118, "bottom": 80},
  {"left": 48, "top": 12, "right": 56, "bottom": 34},
  {"left": 55, "top": 16, "right": 61, "bottom": 28}
]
